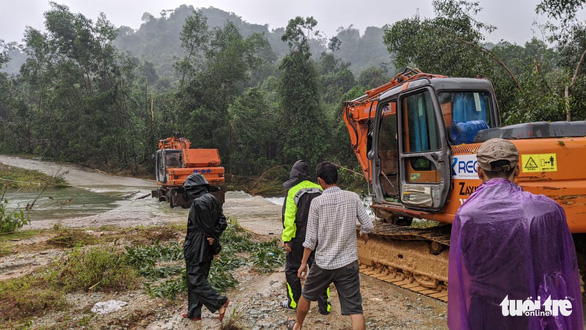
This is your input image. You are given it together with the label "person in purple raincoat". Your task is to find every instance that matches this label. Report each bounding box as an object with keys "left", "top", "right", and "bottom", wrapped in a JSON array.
[{"left": 448, "top": 138, "right": 583, "bottom": 329}]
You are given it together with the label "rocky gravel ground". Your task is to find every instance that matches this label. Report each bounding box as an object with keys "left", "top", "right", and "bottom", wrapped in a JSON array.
[
  {"left": 0, "top": 156, "right": 449, "bottom": 329},
  {"left": 15, "top": 263, "right": 447, "bottom": 329}
]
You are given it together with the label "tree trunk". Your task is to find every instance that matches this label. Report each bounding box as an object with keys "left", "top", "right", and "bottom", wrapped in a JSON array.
[{"left": 565, "top": 85, "right": 571, "bottom": 122}]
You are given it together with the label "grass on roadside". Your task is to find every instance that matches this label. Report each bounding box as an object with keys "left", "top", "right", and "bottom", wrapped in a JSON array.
[
  {"left": 47, "top": 246, "right": 138, "bottom": 292},
  {"left": 0, "top": 274, "right": 67, "bottom": 321},
  {"left": 0, "top": 229, "right": 42, "bottom": 255},
  {"left": 0, "top": 245, "right": 136, "bottom": 323},
  {"left": 47, "top": 228, "right": 98, "bottom": 248},
  {"left": 0, "top": 164, "right": 68, "bottom": 191}
]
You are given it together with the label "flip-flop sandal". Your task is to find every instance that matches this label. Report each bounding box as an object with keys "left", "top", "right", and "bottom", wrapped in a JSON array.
[
  {"left": 218, "top": 298, "right": 230, "bottom": 323},
  {"left": 285, "top": 318, "right": 296, "bottom": 330}
]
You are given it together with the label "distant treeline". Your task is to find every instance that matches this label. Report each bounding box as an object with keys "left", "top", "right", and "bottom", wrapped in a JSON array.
[{"left": 0, "top": 0, "right": 584, "bottom": 180}]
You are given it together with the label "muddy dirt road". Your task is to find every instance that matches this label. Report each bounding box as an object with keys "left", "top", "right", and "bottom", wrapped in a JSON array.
[{"left": 0, "top": 156, "right": 448, "bottom": 329}]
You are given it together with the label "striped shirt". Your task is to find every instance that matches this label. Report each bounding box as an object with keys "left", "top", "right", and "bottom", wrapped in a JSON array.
[{"left": 303, "top": 186, "right": 374, "bottom": 270}]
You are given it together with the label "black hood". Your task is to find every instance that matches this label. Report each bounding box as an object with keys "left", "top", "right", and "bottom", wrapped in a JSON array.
[
  {"left": 283, "top": 160, "right": 311, "bottom": 189},
  {"left": 183, "top": 173, "right": 209, "bottom": 198}
]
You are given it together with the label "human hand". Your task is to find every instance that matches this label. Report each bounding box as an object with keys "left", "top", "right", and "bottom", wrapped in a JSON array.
[
  {"left": 284, "top": 242, "right": 291, "bottom": 253},
  {"left": 298, "top": 262, "right": 308, "bottom": 280},
  {"left": 207, "top": 237, "right": 215, "bottom": 245},
  {"left": 360, "top": 231, "right": 369, "bottom": 244}
]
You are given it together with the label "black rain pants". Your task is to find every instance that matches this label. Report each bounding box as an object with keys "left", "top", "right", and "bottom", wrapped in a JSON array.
[
  {"left": 186, "top": 261, "right": 228, "bottom": 318},
  {"left": 285, "top": 240, "right": 331, "bottom": 314}
]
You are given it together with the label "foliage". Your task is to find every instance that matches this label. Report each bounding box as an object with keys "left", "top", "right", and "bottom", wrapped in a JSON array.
[
  {"left": 536, "top": 0, "right": 585, "bottom": 27},
  {"left": 0, "top": 163, "right": 68, "bottom": 190},
  {"left": 0, "top": 197, "right": 30, "bottom": 233},
  {"left": 47, "top": 228, "right": 98, "bottom": 248},
  {"left": 2, "top": 1, "right": 586, "bottom": 182},
  {"left": 0, "top": 274, "right": 67, "bottom": 321},
  {"left": 535, "top": 0, "right": 586, "bottom": 120},
  {"left": 47, "top": 246, "right": 137, "bottom": 292},
  {"left": 4, "top": 3, "right": 147, "bottom": 167},
  {"left": 175, "top": 17, "right": 270, "bottom": 165},
  {"left": 358, "top": 66, "right": 391, "bottom": 89},
  {"left": 279, "top": 17, "right": 329, "bottom": 166},
  {"left": 250, "top": 240, "right": 286, "bottom": 273},
  {"left": 228, "top": 87, "right": 280, "bottom": 175},
  {"left": 383, "top": 0, "right": 586, "bottom": 123},
  {"left": 124, "top": 221, "right": 284, "bottom": 300},
  {"left": 383, "top": 0, "right": 495, "bottom": 77}
]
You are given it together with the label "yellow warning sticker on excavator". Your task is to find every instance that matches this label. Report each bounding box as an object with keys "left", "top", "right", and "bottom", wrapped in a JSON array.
[{"left": 521, "top": 153, "right": 557, "bottom": 172}]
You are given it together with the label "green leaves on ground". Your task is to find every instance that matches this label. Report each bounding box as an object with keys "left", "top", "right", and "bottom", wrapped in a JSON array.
[
  {"left": 125, "top": 220, "right": 284, "bottom": 300},
  {"left": 0, "top": 198, "right": 30, "bottom": 233}
]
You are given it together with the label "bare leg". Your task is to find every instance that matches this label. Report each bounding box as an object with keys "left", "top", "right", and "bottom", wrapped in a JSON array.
[
  {"left": 293, "top": 296, "right": 311, "bottom": 330},
  {"left": 350, "top": 314, "right": 365, "bottom": 330}
]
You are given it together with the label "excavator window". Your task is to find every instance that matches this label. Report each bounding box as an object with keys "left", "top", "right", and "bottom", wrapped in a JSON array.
[
  {"left": 156, "top": 151, "right": 165, "bottom": 182},
  {"left": 377, "top": 101, "right": 399, "bottom": 199},
  {"left": 165, "top": 151, "right": 182, "bottom": 168},
  {"left": 438, "top": 91, "right": 494, "bottom": 145},
  {"left": 401, "top": 90, "right": 440, "bottom": 183}
]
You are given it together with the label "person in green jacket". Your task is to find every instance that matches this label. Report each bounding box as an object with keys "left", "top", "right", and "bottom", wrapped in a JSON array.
[{"left": 281, "top": 160, "right": 330, "bottom": 314}]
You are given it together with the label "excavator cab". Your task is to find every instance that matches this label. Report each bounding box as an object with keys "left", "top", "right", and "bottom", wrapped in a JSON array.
[
  {"left": 369, "top": 78, "right": 498, "bottom": 212},
  {"left": 155, "top": 149, "right": 183, "bottom": 183}
]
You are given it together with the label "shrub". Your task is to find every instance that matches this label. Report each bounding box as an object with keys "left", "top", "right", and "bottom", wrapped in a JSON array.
[
  {"left": 48, "top": 246, "right": 137, "bottom": 292},
  {"left": 0, "top": 198, "right": 30, "bottom": 233}
]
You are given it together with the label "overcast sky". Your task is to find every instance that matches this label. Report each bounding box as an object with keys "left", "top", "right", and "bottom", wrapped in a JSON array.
[{"left": 0, "top": 0, "right": 582, "bottom": 45}]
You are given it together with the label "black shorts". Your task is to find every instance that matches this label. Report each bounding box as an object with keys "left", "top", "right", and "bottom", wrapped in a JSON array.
[{"left": 301, "top": 260, "right": 363, "bottom": 315}]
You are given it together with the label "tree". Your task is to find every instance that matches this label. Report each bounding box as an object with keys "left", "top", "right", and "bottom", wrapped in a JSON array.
[
  {"left": 318, "top": 52, "right": 355, "bottom": 104},
  {"left": 174, "top": 10, "right": 209, "bottom": 89},
  {"left": 176, "top": 19, "right": 268, "bottom": 163},
  {"left": 536, "top": 0, "right": 585, "bottom": 28},
  {"left": 278, "top": 17, "right": 329, "bottom": 166},
  {"left": 229, "top": 87, "right": 280, "bottom": 174},
  {"left": 383, "top": 0, "right": 495, "bottom": 77},
  {"left": 537, "top": 0, "right": 586, "bottom": 121},
  {"left": 357, "top": 66, "right": 390, "bottom": 89},
  {"left": 15, "top": 3, "right": 142, "bottom": 166}
]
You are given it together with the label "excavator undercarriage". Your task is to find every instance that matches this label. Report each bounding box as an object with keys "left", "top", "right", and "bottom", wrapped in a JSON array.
[{"left": 357, "top": 222, "right": 451, "bottom": 301}]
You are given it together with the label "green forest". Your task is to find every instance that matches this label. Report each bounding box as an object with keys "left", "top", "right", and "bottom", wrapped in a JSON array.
[{"left": 0, "top": 0, "right": 585, "bottom": 181}]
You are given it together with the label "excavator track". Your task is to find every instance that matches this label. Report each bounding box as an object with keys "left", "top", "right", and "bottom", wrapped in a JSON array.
[{"left": 357, "top": 222, "right": 451, "bottom": 302}]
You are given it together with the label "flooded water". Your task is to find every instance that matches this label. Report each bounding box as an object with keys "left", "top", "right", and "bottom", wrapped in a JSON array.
[
  {"left": 3, "top": 187, "right": 122, "bottom": 221},
  {"left": 265, "top": 194, "right": 376, "bottom": 222},
  {"left": 265, "top": 197, "right": 284, "bottom": 206}
]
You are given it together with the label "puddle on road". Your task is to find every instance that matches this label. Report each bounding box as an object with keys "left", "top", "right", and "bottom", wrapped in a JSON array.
[{"left": 3, "top": 187, "right": 122, "bottom": 221}]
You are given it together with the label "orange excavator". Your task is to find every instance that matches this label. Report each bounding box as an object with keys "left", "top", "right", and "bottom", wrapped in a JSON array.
[
  {"left": 151, "top": 135, "right": 226, "bottom": 208},
  {"left": 343, "top": 68, "right": 586, "bottom": 300}
]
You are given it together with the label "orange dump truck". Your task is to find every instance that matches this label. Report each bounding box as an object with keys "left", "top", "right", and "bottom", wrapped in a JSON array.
[{"left": 152, "top": 136, "right": 226, "bottom": 208}]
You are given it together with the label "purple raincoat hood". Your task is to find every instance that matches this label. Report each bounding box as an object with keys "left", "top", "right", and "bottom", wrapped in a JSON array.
[{"left": 447, "top": 179, "right": 583, "bottom": 329}]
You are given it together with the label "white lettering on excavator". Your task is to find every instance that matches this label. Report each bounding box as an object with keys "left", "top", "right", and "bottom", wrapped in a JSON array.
[{"left": 459, "top": 198, "right": 467, "bottom": 205}]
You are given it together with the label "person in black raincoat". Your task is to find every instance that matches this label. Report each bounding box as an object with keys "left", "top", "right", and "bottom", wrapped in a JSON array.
[{"left": 182, "top": 173, "right": 230, "bottom": 322}]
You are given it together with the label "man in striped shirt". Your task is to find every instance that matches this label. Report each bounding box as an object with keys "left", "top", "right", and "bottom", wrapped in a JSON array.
[{"left": 290, "top": 161, "right": 373, "bottom": 330}]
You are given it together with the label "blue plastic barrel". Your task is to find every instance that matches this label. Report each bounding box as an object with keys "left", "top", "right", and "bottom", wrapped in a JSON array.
[{"left": 449, "top": 120, "right": 489, "bottom": 144}]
